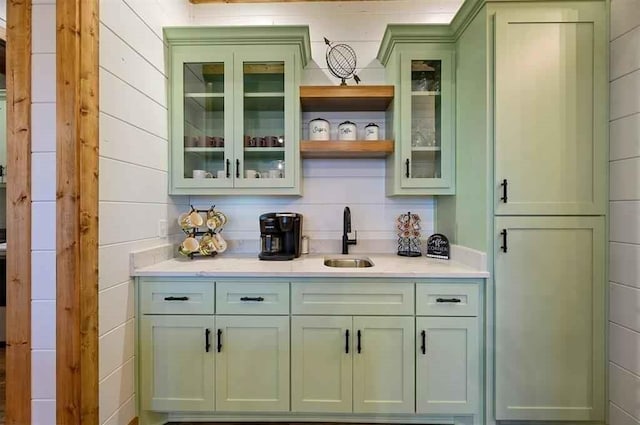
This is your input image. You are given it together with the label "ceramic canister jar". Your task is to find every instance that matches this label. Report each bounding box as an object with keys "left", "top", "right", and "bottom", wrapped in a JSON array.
[
  {"left": 364, "top": 123, "right": 379, "bottom": 140},
  {"left": 309, "top": 118, "right": 330, "bottom": 141},
  {"left": 338, "top": 120, "right": 357, "bottom": 141}
]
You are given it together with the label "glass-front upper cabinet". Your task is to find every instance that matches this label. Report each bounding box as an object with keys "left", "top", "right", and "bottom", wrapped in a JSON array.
[
  {"left": 166, "top": 27, "right": 310, "bottom": 195},
  {"left": 181, "top": 57, "right": 233, "bottom": 188},
  {"left": 234, "top": 50, "right": 295, "bottom": 189},
  {"left": 378, "top": 28, "right": 455, "bottom": 195}
]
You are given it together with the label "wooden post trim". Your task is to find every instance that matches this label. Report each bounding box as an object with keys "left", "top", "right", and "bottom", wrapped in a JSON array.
[
  {"left": 6, "top": 0, "right": 32, "bottom": 423},
  {"left": 56, "top": 0, "right": 100, "bottom": 423}
]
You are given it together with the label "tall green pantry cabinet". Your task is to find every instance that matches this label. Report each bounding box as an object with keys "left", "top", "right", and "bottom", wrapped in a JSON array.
[
  {"left": 492, "top": 3, "right": 607, "bottom": 421},
  {"left": 165, "top": 27, "right": 311, "bottom": 195},
  {"left": 437, "top": 1, "right": 608, "bottom": 422}
]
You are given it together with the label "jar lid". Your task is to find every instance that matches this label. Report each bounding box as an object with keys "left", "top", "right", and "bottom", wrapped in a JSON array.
[
  {"left": 310, "top": 117, "right": 328, "bottom": 122},
  {"left": 365, "top": 123, "right": 379, "bottom": 128},
  {"left": 339, "top": 120, "right": 356, "bottom": 126}
]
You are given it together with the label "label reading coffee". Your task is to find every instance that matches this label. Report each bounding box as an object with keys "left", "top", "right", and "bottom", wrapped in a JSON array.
[{"left": 426, "top": 233, "right": 450, "bottom": 260}]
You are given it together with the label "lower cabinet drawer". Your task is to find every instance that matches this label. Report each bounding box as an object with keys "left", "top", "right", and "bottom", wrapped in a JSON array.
[
  {"left": 416, "top": 283, "right": 479, "bottom": 316},
  {"left": 216, "top": 281, "right": 289, "bottom": 315},
  {"left": 291, "top": 282, "right": 414, "bottom": 315},
  {"left": 140, "top": 281, "right": 215, "bottom": 315}
]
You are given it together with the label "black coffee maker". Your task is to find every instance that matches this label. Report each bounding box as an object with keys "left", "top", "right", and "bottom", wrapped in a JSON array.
[{"left": 259, "top": 212, "right": 303, "bottom": 261}]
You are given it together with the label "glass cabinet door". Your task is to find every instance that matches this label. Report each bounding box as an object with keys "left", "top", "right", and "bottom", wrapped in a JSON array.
[
  {"left": 400, "top": 51, "right": 454, "bottom": 191},
  {"left": 234, "top": 50, "right": 295, "bottom": 188},
  {"left": 172, "top": 49, "right": 233, "bottom": 190}
]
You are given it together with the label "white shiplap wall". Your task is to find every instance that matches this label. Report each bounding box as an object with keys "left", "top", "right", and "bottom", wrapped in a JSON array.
[
  {"left": 609, "top": 1, "right": 640, "bottom": 424},
  {"left": 189, "top": 0, "right": 464, "bottom": 247},
  {"left": 31, "top": 1, "right": 57, "bottom": 423},
  {"left": 98, "top": 1, "right": 190, "bottom": 425}
]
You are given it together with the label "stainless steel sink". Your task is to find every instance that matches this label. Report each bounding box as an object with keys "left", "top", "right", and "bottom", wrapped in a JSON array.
[{"left": 323, "top": 257, "right": 374, "bottom": 268}]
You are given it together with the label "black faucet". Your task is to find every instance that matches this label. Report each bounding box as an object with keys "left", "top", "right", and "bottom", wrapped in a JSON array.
[{"left": 342, "top": 206, "right": 357, "bottom": 254}]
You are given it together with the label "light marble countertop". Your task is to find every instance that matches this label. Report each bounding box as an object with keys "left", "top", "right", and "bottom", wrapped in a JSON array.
[{"left": 132, "top": 253, "right": 489, "bottom": 279}]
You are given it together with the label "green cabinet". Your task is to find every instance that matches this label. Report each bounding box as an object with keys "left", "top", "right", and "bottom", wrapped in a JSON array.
[
  {"left": 165, "top": 27, "right": 311, "bottom": 195},
  {"left": 378, "top": 28, "right": 456, "bottom": 195},
  {"left": 494, "top": 216, "right": 605, "bottom": 421},
  {"left": 215, "top": 315, "right": 290, "bottom": 411},
  {"left": 489, "top": 3, "right": 607, "bottom": 422},
  {"left": 493, "top": 5, "right": 607, "bottom": 215},
  {"left": 140, "top": 315, "right": 215, "bottom": 412},
  {"left": 291, "top": 315, "right": 415, "bottom": 414},
  {"left": 352, "top": 316, "right": 415, "bottom": 413},
  {"left": 416, "top": 317, "right": 479, "bottom": 414},
  {"left": 291, "top": 316, "right": 353, "bottom": 413}
]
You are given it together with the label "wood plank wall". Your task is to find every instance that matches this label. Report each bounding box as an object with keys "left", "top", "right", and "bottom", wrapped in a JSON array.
[
  {"left": 5, "top": 0, "right": 32, "bottom": 422},
  {"left": 608, "top": 1, "right": 640, "bottom": 424},
  {"left": 56, "top": 0, "right": 100, "bottom": 423}
]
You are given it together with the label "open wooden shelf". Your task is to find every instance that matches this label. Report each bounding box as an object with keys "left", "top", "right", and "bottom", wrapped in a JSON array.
[
  {"left": 301, "top": 140, "right": 394, "bottom": 158},
  {"left": 300, "top": 85, "right": 394, "bottom": 112}
]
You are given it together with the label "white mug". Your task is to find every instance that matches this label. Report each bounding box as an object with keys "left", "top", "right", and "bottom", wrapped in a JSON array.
[
  {"left": 217, "top": 170, "right": 226, "bottom": 179},
  {"left": 268, "top": 169, "right": 282, "bottom": 179},
  {"left": 245, "top": 169, "right": 259, "bottom": 179},
  {"left": 193, "top": 169, "right": 212, "bottom": 179}
]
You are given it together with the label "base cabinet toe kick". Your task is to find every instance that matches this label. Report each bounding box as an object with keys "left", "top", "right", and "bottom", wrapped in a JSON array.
[{"left": 136, "top": 278, "right": 484, "bottom": 424}]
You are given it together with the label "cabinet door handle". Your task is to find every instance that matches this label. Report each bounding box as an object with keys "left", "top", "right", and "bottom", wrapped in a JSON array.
[
  {"left": 436, "top": 297, "right": 461, "bottom": 303},
  {"left": 225, "top": 159, "right": 230, "bottom": 178},
  {"left": 164, "top": 296, "right": 189, "bottom": 301},
  {"left": 500, "top": 229, "right": 508, "bottom": 253},
  {"left": 236, "top": 159, "right": 240, "bottom": 178},
  {"left": 405, "top": 158, "right": 410, "bottom": 178},
  {"left": 205, "top": 328, "right": 211, "bottom": 352},
  {"left": 345, "top": 329, "right": 350, "bottom": 354},
  {"left": 217, "top": 329, "right": 223, "bottom": 352},
  {"left": 357, "top": 330, "right": 362, "bottom": 354},
  {"left": 421, "top": 330, "right": 426, "bottom": 355},
  {"left": 240, "top": 296, "right": 264, "bottom": 302},
  {"left": 500, "top": 179, "right": 508, "bottom": 203}
]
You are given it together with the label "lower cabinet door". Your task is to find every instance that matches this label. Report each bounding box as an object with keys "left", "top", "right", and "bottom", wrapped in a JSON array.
[
  {"left": 416, "top": 317, "right": 478, "bottom": 414},
  {"left": 353, "top": 316, "right": 415, "bottom": 413},
  {"left": 215, "top": 315, "right": 290, "bottom": 411},
  {"left": 291, "top": 316, "right": 353, "bottom": 413},
  {"left": 140, "top": 315, "right": 215, "bottom": 412},
  {"left": 495, "top": 216, "right": 605, "bottom": 421}
]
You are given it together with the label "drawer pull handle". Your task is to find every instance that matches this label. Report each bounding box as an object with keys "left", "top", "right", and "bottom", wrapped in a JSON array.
[
  {"left": 205, "top": 329, "right": 211, "bottom": 353},
  {"left": 240, "top": 296, "right": 264, "bottom": 302},
  {"left": 217, "top": 329, "right": 223, "bottom": 352},
  {"left": 436, "top": 297, "right": 462, "bottom": 303},
  {"left": 421, "top": 330, "right": 426, "bottom": 355},
  {"left": 345, "top": 329, "right": 349, "bottom": 354},
  {"left": 357, "top": 330, "right": 362, "bottom": 354},
  {"left": 164, "top": 296, "right": 189, "bottom": 301}
]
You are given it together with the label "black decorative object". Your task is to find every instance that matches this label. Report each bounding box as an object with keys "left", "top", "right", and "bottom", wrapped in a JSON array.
[
  {"left": 324, "top": 37, "right": 361, "bottom": 86},
  {"left": 426, "top": 233, "right": 450, "bottom": 260},
  {"left": 397, "top": 212, "right": 422, "bottom": 257}
]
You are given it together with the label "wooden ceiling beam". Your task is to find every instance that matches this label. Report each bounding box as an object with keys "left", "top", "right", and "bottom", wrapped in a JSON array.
[{"left": 191, "top": 0, "right": 379, "bottom": 3}]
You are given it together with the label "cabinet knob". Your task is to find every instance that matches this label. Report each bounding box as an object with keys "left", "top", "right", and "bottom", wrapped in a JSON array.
[
  {"left": 357, "top": 330, "right": 362, "bottom": 354},
  {"left": 217, "top": 329, "right": 223, "bottom": 352},
  {"left": 345, "top": 329, "right": 350, "bottom": 354},
  {"left": 405, "top": 159, "right": 410, "bottom": 178},
  {"left": 205, "top": 328, "right": 211, "bottom": 353},
  {"left": 421, "top": 330, "right": 426, "bottom": 355}
]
